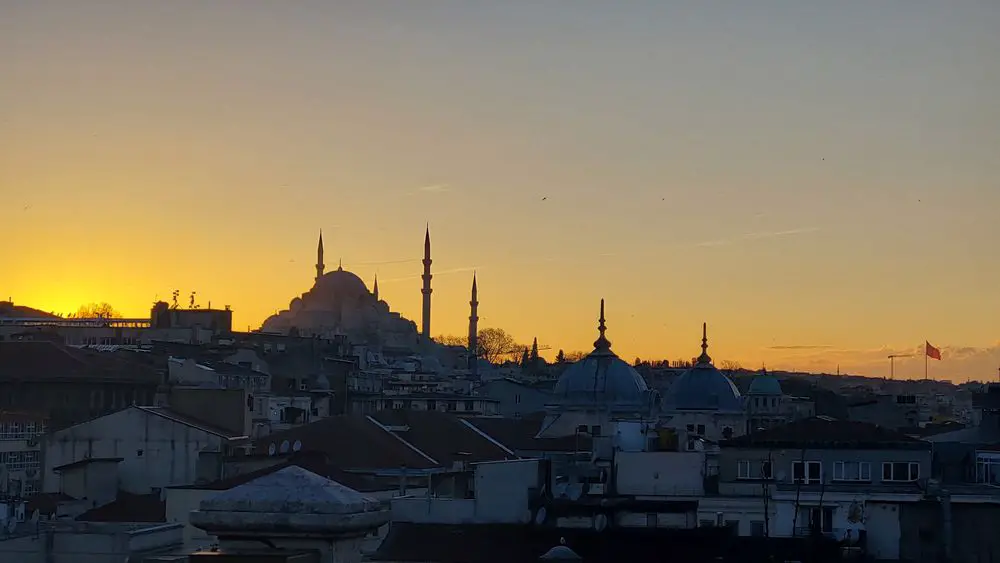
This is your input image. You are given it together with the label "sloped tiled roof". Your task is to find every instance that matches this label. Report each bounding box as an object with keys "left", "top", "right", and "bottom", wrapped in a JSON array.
[
  {"left": 0, "top": 342, "right": 160, "bottom": 383},
  {"left": 251, "top": 415, "right": 437, "bottom": 470},
  {"left": 464, "top": 415, "right": 591, "bottom": 453},
  {"left": 723, "top": 417, "right": 930, "bottom": 450},
  {"left": 370, "top": 410, "right": 514, "bottom": 465},
  {"left": 173, "top": 453, "right": 397, "bottom": 493}
]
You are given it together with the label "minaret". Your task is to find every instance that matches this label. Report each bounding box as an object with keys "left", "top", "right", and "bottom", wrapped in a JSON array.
[
  {"left": 315, "top": 230, "right": 325, "bottom": 282},
  {"left": 373, "top": 273, "right": 380, "bottom": 301},
  {"left": 421, "top": 225, "right": 433, "bottom": 338},
  {"left": 696, "top": 322, "right": 712, "bottom": 365},
  {"left": 468, "top": 273, "right": 479, "bottom": 374}
]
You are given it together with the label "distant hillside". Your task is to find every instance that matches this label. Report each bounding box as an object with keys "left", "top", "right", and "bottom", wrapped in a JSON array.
[{"left": 0, "top": 301, "right": 58, "bottom": 318}]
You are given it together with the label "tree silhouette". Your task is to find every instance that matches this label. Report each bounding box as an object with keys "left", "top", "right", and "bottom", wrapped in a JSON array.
[
  {"left": 435, "top": 334, "right": 467, "bottom": 347},
  {"left": 73, "top": 302, "right": 122, "bottom": 319},
  {"left": 556, "top": 349, "right": 566, "bottom": 364},
  {"left": 720, "top": 360, "right": 743, "bottom": 372},
  {"left": 477, "top": 328, "right": 519, "bottom": 365}
]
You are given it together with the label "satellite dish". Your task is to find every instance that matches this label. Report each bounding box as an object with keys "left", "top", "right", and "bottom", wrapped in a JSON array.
[
  {"left": 292, "top": 440, "right": 302, "bottom": 452},
  {"left": 30, "top": 510, "right": 39, "bottom": 523},
  {"left": 594, "top": 513, "right": 608, "bottom": 532},
  {"left": 534, "top": 506, "right": 548, "bottom": 525},
  {"left": 566, "top": 483, "right": 584, "bottom": 501},
  {"left": 267, "top": 443, "right": 276, "bottom": 456},
  {"left": 553, "top": 483, "right": 569, "bottom": 499},
  {"left": 279, "top": 440, "right": 290, "bottom": 454}
]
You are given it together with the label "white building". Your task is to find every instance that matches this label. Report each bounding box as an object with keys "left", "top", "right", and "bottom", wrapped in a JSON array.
[{"left": 43, "top": 405, "right": 248, "bottom": 497}]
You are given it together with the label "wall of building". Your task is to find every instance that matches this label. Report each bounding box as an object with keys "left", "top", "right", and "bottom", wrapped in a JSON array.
[
  {"left": 168, "top": 388, "right": 250, "bottom": 438},
  {"left": 59, "top": 462, "right": 118, "bottom": 508},
  {"left": 719, "top": 446, "right": 933, "bottom": 486},
  {"left": 0, "top": 522, "right": 183, "bottom": 563},
  {"left": 615, "top": 452, "right": 705, "bottom": 496},
  {"left": 477, "top": 380, "right": 551, "bottom": 418},
  {"left": 43, "top": 408, "right": 225, "bottom": 495},
  {"left": 899, "top": 501, "right": 1000, "bottom": 563}
]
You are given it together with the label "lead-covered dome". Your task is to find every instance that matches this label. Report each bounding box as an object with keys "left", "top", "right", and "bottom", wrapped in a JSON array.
[
  {"left": 663, "top": 323, "right": 743, "bottom": 412},
  {"left": 748, "top": 371, "right": 782, "bottom": 395},
  {"left": 315, "top": 267, "right": 369, "bottom": 297},
  {"left": 553, "top": 300, "right": 650, "bottom": 404}
]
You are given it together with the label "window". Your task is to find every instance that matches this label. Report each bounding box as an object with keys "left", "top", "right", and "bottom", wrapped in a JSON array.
[
  {"left": 750, "top": 521, "right": 766, "bottom": 537},
  {"left": 515, "top": 394, "right": 521, "bottom": 404},
  {"left": 797, "top": 507, "right": 834, "bottom": 535},
  {"left": 882, "top": 462, "right": 919, "bottom": 482},
  {"left": 722, "top": 426, "right": 734, "bottom": 439},
  {"left": 686, "top": 424, "right": 695, "bottom": 432},
  {"left": 833, "top": 461, "right": 871, "bottom": 482},
  {"left": 699, "top": 520, "right": 715, "bottom": 528},
  {"left": 738, "top": 460, "right": 772, "bottom": 480},
  {"left": 427, "top": 400, "right": 437, "bottom": 411},
  {"left": 696, "top": 424, "right": 706, "bottom": 435},
  {"left": 738, "top": 460, "right": 752, "bottom": 479},
  {"left": 464, "top": 400, "right": 475, "bottom": 411},
  {"left": 976, "top": 452, "right": 1000, "bottom": 485},
  {"left": 792, "top": 461, "right": 822, "bottom": 484}
]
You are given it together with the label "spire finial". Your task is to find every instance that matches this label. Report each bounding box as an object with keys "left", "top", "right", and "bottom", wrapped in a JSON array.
[
  {"left": 338, "top": 258, "right": 343, "bottom": 271},
  {"left": 373, "top": 273, "right": 379, "bottom": 301},
  {"left": 696, "top": 322, "right": 712, "bottom": 365},
  {"left": 593, "top": 298, "right": 612, "bottom": 352}
]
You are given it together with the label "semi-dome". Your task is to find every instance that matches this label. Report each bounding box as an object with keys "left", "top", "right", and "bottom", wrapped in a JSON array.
[
  {"left": 553, "top": 300, "right": 649, "bottom": 404},
  {"left": 747, "top": 371, "right": 782, "bottom": 395},
  {"left": 663, "top": 324, "right": 743, "bottom": 412}
]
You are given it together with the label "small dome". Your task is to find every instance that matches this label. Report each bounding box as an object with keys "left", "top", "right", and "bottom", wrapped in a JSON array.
[
  {"left": 553, "top": 299, "right": 649, "bottom": 404},
  {"left": 662, "top": 323, "right": 743, "bottom": 412},
  {"left": 666, "top": 363, "right": 743, "bottom": 411},
  {"left": 748, "top": 374, "right": 782, "bottom": 395}
]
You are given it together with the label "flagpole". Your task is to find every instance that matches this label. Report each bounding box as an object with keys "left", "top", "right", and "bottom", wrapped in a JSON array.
[{"left": 924, "top": 346, "right": 928, "bottom": 381}]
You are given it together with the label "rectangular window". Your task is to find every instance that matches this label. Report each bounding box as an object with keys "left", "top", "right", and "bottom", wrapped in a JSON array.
[
  {"left": 738, "top": 460, "right": 752, "bottom": 479},
  {"left": 882, "top": 462, "right": 920, "bottom": 482},
  {"left": 833, "top": 461, "right": 871, "bottom": 482},
  {"left": 696, "top": 424, "right": 706, "bottom": 435},
  {"left": 792, "top": 461, "right": 822, "bottom": 484},
  {"left": 976, "top": 452, "right": 1000, "bottom": 485},
  {"left": 750, "top": 521, "right": 766, "bottom": 537},
  {"left": 686, "top": 424, "right": 695, "bottom": 432}
]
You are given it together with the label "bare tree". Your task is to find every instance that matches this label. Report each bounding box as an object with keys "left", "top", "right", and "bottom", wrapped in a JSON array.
[
  {"left": 563, "top": 351, "right": 589, "bottom": 363},
  {"left": 673, "top": 358, "right": 694, "bottom": 368},
  {"left": 435, "top": 334, "right": 468, "bottom": 347},
  {"left": 476, "top": 328, "right": 518, "bottom": 365},
  {"left": 73, "top": 302, "right": 122, "bottom": 319},
  {"left": 720, "top": 360, "right": 743, "bottom": 372}
]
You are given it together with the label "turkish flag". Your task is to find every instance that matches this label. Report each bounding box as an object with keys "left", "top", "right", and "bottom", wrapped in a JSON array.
[{"left": 925, "top": 341, "right": 942, "bottom": 360}]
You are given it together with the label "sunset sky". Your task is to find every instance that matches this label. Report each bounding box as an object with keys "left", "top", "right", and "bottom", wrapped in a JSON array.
[{"left": 2, "top": 1, "right": 998, "bottom": 380}]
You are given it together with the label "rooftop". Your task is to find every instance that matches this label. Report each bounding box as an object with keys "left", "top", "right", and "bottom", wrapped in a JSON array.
[{"left": 723, "top": 417, "right": 931, "bottom": 450}]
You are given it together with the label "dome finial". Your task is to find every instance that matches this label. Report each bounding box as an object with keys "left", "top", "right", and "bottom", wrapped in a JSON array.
[
  {"left": 593, "top": 298, "right": 612, "bottom": 352},
  {"left": 338, "top": 258, "right": 343, "bottom": 271},
  {"left": 697, "top": 322, "right": 712, "bottom": 364}
]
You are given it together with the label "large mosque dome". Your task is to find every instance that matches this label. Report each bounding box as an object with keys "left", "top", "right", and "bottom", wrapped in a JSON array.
[
  {"left": 553, "top": 300, "right": 650, "bottom": 404},
  {"left": 314, "top": 268, "right": 369, "bottom": 298},
  {"left": 663, "top": 324, "right": 743, "bottom": 412}
]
